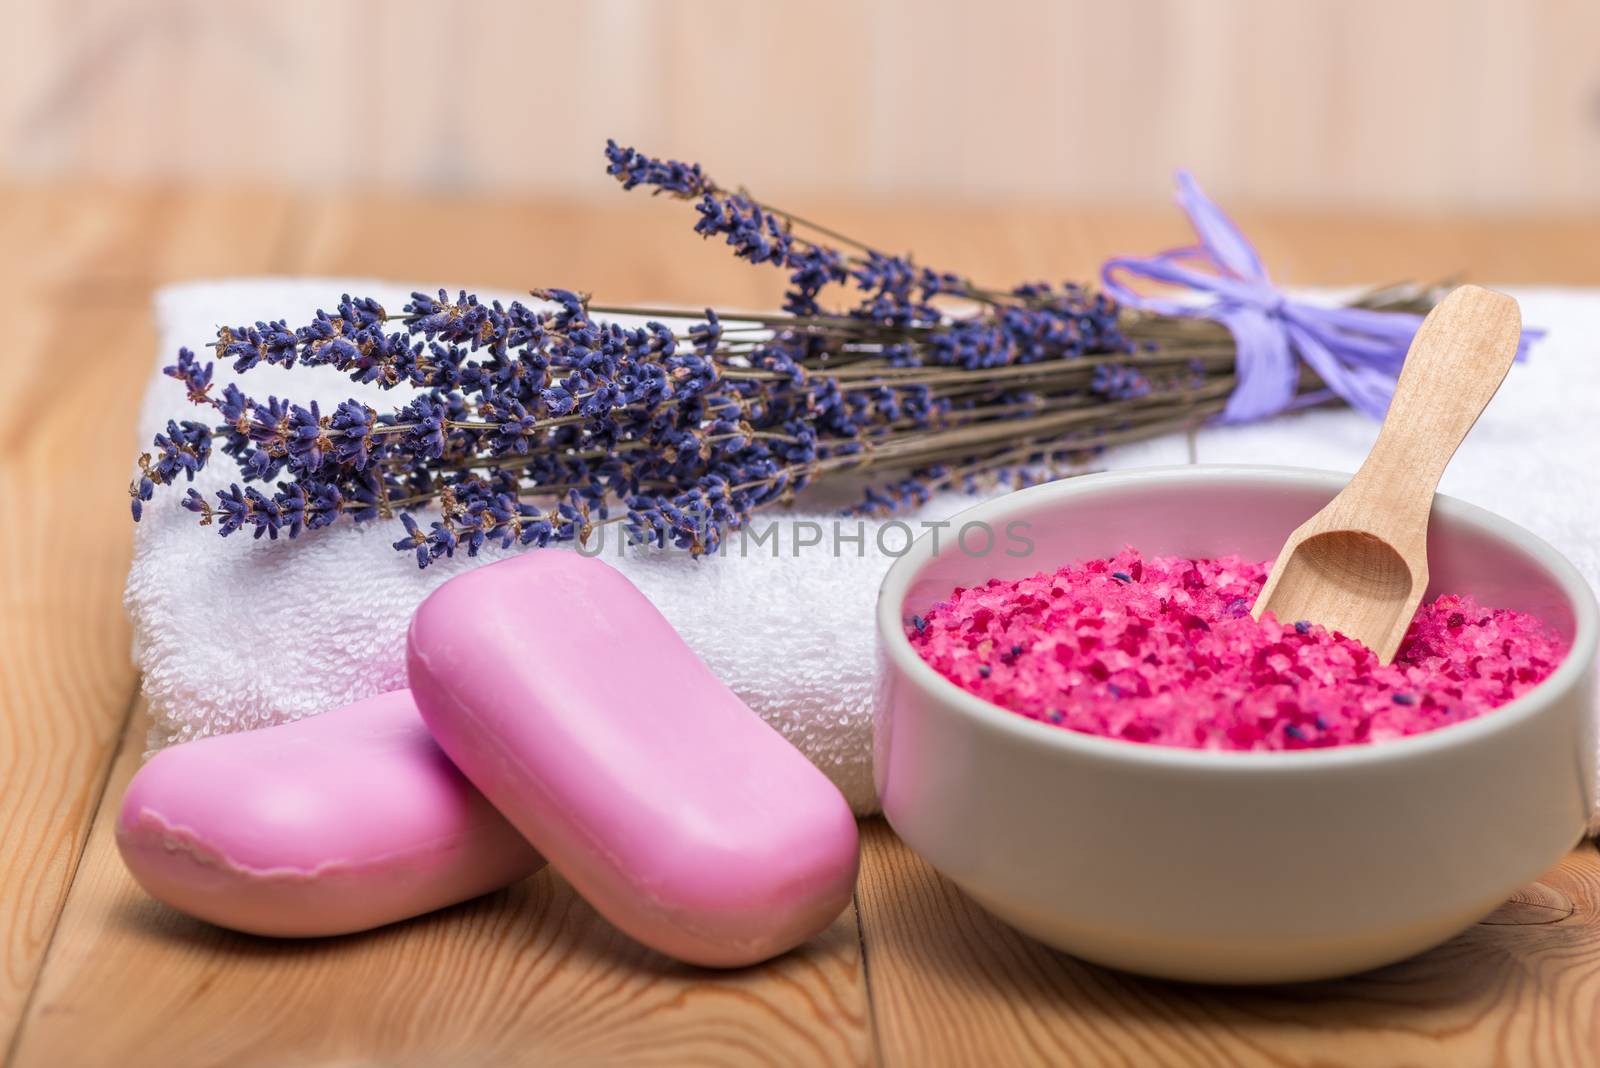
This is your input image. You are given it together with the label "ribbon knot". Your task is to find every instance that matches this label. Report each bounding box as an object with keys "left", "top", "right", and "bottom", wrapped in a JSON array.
[{"left": 1100, "top": 171, "right": 1540, "bottom": 424}]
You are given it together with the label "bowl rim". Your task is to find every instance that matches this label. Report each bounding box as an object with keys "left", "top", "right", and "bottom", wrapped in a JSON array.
[{"left": 876, "top": 463, "right": 1599, "bottom": 772}]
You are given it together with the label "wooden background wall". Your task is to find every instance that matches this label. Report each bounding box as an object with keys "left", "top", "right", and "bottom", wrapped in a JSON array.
[{"left": 3, "top": 0, "right": 1598, "bottom": 210}]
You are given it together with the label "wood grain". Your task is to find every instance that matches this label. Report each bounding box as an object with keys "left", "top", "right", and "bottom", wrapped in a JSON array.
[
  {"left": 10, "top": 706, "right": 872, "bottom": 1068},
  {"left": 4, "top": 0, "right": 1600, "bottom": 211},
  {"left": 5, "top": 187, "right": 1600, "bottom": 1066},
  {"left": 0, "top": 186, "right": 296, "bottom": 1055},
  {"left": 855, "top": 820, "right": 1600, "bottom": 1068}
]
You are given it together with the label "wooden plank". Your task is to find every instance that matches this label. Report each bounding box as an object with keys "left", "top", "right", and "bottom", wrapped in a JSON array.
[
  {"left": 3, "top": 185, "right": 302, "bottom": 304},
  {"left": 0, "top": 186, "right": 296, "bottom": 1056},
  {"left": 0, "top": 300, "right": 142, "bottom": 1048},
  {"left": 11, "top": 189, "right": 1600, "bottom": 1066},
  {"left": 856, "top": 820, "right": 1600, "bottom": 1068},
  {"left": 7, "top": 0, "right": 1600, "bottom": 212},
  {"left": 11, "top": 705, "right": 872, "bottom": 1068}
]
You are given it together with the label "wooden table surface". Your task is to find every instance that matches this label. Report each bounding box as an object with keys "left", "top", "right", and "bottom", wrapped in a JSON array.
[{"left": 3, "top": 185, "right": 1600, "bottom": 1067}]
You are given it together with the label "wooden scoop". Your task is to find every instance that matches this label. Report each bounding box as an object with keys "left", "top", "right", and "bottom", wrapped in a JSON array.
[{"left": 1251, "top": 284, "right": 1522, "bottom": 663}]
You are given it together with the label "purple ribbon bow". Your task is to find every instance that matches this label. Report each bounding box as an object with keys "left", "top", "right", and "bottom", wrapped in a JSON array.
[{"left": 1100, "top": 171, "right": 1541, "bottom": 424}]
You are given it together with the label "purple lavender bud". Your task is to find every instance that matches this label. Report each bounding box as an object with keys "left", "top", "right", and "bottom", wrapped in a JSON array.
[
  {"left": 162, "top": 347, "right": 215, "bottom": 401},
  {"left": 604, "top": 139, "right": 708, "bottom": 197},
  {"left": 393, "top": 513, "right": 429, "bottom": 569},
  {"left": 330, "top": 400, "right": 376, "bottom": 468}
]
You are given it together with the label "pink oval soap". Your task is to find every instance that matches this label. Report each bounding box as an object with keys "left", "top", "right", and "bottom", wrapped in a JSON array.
[
  {"left": 117, "top": 689, "right": 544, "bottom": 937},
  {"left": 407, "top": 551, "right": 860, "bottom": 967}
]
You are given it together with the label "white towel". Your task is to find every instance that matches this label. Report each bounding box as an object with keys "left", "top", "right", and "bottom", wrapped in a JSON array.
[{"left": 128, "top": 280, "right": 1600, "bottom": 824}]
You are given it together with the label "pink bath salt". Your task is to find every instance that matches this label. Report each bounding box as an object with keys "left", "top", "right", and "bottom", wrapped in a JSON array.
[{"left": 907, "top": 549, "right": 1568, "bottom": 751}]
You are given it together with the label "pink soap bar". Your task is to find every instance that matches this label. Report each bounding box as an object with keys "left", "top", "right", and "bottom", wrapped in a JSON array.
[
  {"left": 117, "top": 689, "right": 544, "bottom": 937},
  {"left": 407, "top": 551, "right": 860, "bottom": 967}
]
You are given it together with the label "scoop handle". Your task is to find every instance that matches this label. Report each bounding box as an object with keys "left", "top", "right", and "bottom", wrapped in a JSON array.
[{"left": 1346, "top": 285, "right": 1522, "bottom": 538}]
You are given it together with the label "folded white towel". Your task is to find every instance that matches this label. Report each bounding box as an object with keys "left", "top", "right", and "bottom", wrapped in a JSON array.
[{"left": 128, "top": 281, "right": 1600, "bottom": 825}]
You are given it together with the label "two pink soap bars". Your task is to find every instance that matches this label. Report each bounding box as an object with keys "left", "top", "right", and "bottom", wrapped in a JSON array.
[{"left": 117, "top": 551, "right": 861, "bottom": 967}]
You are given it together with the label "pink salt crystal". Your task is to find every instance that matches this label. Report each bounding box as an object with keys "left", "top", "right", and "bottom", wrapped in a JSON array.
[{"left": 908, "top": 549, "right": 1568, "bottom": 752}]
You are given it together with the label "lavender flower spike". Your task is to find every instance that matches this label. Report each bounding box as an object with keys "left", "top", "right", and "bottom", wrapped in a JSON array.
[{"left": 129, "top": 139, "right": 1446, "bottom": 568}]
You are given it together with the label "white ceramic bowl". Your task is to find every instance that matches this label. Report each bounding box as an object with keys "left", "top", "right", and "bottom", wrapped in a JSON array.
[{"left": 875, "top": 465, "right": 1597, "bottom": 983}]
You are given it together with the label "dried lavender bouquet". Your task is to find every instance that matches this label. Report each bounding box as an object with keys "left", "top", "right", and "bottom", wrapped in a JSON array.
[{"left": 130, "top": 141, "right": 1433, "bottom": 567}]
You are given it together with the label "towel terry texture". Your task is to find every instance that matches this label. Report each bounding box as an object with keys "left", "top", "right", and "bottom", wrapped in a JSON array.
[{"left": 128, "top": 280, "right": 1600, "bottom": 824}]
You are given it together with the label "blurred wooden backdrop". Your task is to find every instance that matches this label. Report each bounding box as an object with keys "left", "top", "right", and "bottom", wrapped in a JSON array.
[{"left": 2, "top": 0, "right": 1598, "bottom": 208}]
